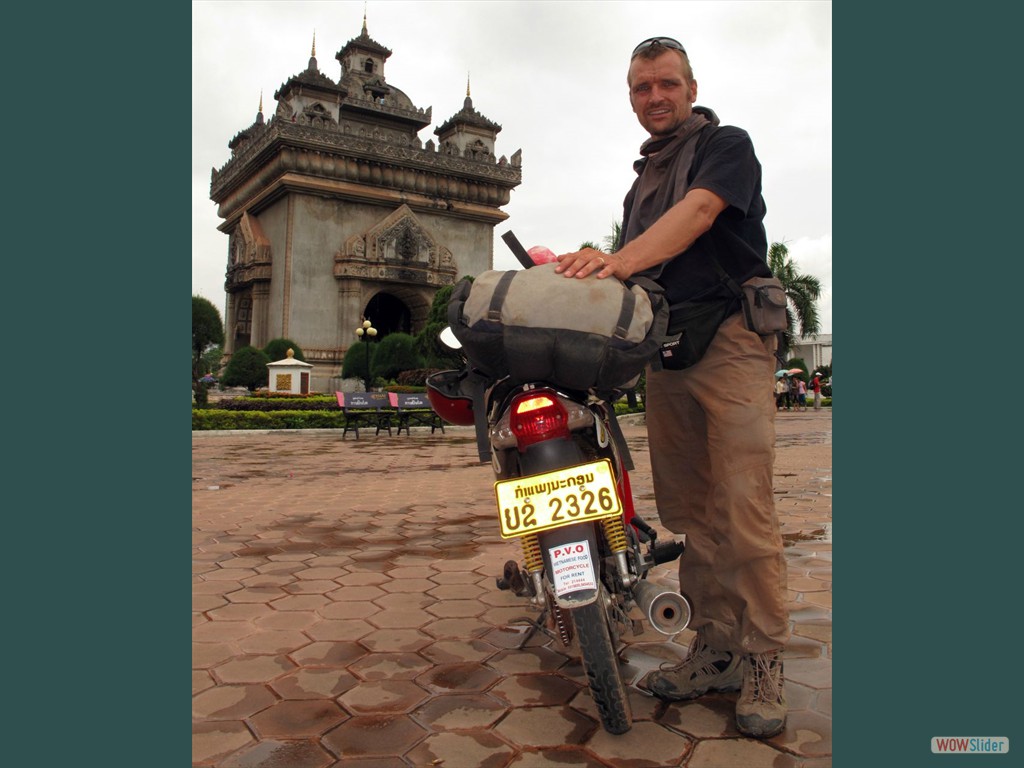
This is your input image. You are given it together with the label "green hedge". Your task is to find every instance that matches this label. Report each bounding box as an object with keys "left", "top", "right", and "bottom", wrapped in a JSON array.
[
  {"left": 193, "top": 409, "right": 347, "bottom": 430},
  {"left": 212, "top": 396, "right": 337, "bottom": 412},
  {"left": 193, "top": 394, "right": 831, "bottom": 430}
]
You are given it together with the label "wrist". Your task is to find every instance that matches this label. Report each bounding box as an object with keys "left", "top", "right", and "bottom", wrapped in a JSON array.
[{"left": 612, "top": 247, "right": 635, "bottom": 279}]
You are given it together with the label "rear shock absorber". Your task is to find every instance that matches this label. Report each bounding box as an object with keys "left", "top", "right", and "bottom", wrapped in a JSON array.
[
  {"left": 520, "top": 533, "right": 543, "bottom": 571},
  {"left": 601, "top": 516, "right": 634, "bottom": 588},
  {"left": 602, "top": 516, "right": 628, "bottom": 553},
  {"left": 520, "top": 533, "right": 545, "bottom": 601}
]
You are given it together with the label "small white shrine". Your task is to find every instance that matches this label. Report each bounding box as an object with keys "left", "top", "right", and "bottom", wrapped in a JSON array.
[{"left": 266, "top": 349, "right": 314, "bottom": 394}]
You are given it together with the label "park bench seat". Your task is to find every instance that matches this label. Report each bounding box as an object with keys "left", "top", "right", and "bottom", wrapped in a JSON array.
[
  {"left": 388, "top": 392, "right": 445, "bottom": 436},
  {"left": 335, "top": 392, "right": 392, "bottom": 438}
]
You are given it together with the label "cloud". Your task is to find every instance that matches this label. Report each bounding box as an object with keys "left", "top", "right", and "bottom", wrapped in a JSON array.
[{"left": 192, "top": 1, "right": 831, "bottom": 332}]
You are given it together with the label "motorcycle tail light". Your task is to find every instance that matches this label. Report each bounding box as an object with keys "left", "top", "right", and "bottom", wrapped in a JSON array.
[{"left": 510, "top": 391, "right": 569, "bottom": 448}]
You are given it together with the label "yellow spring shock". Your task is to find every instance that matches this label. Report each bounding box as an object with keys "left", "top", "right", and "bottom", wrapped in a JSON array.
[
  {"left": 601, "top": 515, "right": 628, "bottom": 554},
  {"left": 520, "top": 533, "right": 543, "bottom": 573}
]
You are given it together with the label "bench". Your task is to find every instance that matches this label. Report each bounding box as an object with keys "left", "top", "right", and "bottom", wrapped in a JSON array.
[
  {"left": 335, "top": 392, "right": 392, "bottom": 438},
  {"left": 388, "top": 392, "right": 445, "bottom": 436}
]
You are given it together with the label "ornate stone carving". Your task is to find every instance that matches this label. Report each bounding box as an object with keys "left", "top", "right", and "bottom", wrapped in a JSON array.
[
  {"left": 226, "top": 212, "right": 273, "bottom": 289},
  {"left": 301, "top": 102, "right": 338, "bottom": 128},
  {"left": 211, "top": 118, "right": 522, "bottom": 205},
  {"left": 333, "top": 204, "right": 456, "bottom": 287}
]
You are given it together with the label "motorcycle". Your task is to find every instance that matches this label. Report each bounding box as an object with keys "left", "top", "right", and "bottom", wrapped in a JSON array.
[{"left": 426, "top": 237, "right": 691, "bottom": 734}]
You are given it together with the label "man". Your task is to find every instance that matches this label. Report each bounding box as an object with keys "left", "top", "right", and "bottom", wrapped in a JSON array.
[
  {"left": 812, "top": 372, "right": 823, "bottom": 410},
  {"left": 555, "top": 36, "right": 788, "bottom": 739}
]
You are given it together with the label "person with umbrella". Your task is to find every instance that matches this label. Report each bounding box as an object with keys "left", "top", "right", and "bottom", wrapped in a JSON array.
[{"left": 774, "top": 370, "right": 789, "bottom": 410}]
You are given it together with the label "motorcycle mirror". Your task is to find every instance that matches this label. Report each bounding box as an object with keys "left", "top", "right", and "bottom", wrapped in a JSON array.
[{"left": 439, "top": 326, "right": 462, "bottom": 350}]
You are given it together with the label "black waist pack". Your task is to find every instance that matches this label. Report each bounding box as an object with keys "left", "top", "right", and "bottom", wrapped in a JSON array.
[{"left": 658, "top": 296, "right": 740, "bottom": 371}]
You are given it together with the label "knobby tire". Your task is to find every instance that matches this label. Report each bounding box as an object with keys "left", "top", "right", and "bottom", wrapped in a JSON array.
[{"left": 571, "top": 599, "right": 632, "bottom": 734}]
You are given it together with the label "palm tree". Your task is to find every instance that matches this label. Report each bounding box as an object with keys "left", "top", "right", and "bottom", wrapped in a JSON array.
[
  {"left": 768, "top": 241, "right": 823, "bottom": 348},
  {"left": 579, "top": 221, "right": 623, "bottom": 254},
  {"left": 603, "top": 220, "right": 623, "bottom": 254}
]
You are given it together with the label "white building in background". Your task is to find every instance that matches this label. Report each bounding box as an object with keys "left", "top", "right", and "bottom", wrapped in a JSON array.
[{"left": 789, "top": 333, "right": 832, "bottom": 373}]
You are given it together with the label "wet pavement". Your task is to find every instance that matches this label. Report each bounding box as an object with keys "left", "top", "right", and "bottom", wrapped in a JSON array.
[{"left": 193, "top": 409, "right": 832, "bottom": 767}]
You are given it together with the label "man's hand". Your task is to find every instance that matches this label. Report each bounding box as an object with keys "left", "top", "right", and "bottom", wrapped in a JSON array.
[
  {"left": 554, "top": 247, "right": 626, "bottom": 280},
  {"left": 558, "top": 188, "right": 729, "bottom": 281}
]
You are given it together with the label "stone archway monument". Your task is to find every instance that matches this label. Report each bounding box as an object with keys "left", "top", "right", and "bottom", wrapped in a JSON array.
[{"left": 208, "top": 18, "right": 521, "bottom": 391}]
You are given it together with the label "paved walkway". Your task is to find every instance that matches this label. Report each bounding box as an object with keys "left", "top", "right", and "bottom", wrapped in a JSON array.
[{"left": 193, "top": 409, "right": 831, "bottom": 767}]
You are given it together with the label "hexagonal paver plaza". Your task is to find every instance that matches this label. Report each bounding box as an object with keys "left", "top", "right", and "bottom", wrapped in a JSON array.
[{"left": 193, "top": 410, "right": 832, "bottom": 767}]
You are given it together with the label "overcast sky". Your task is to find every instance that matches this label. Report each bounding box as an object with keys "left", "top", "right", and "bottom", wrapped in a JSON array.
[{"left": 192, "top": 0, "right": 831, "bottom": 333}]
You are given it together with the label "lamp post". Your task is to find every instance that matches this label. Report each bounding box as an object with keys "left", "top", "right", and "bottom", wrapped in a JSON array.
[{"left": 354, "top": 319, "right": 377, "bottom": 391}]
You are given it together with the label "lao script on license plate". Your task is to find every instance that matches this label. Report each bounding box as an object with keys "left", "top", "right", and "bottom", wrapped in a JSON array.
[{"left": 494, "top": 459, "right": 622, "bottom": 539}]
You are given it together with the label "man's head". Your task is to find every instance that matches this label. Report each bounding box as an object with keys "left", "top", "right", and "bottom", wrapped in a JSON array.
[{"left": 627, "top": 37, "right": 697, "bottom": 138}]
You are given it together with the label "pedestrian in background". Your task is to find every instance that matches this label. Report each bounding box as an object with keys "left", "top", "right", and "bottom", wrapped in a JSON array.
[{"left": 775, "top": 376, "right": 787, "bottom": 410}]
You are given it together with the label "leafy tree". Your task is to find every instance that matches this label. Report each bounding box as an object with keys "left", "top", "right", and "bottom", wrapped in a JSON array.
[
  {"left": 192, "top": 296, "right": 224, "bottom": 406},
  {"left": 221, "top": 346, "right": 271, "bottom": 392},
  {"left": 416, "top": 284, "right": 464, "bottom": 368},
  {"left": 577, "top": 240, "right": 603, "bottom": 251},
  {"left": 371, "top": 333, "right": 425, "bottom": 381},
  {"left": 768, "top": 242, "right": 823, "bottom": 350},
  {"left": 342, "top": 341, "right": 376, "bottom": 389},
  {"left": 263, "top": 338, "right": 306, "bottom": 362},
  {"left": 201, "top": 345, "right": 224, "bottom": 378}
]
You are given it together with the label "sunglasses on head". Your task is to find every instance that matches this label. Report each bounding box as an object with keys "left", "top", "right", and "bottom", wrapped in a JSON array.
[{"left": 631, "top": 36, "right": 687, "bottom": 59}]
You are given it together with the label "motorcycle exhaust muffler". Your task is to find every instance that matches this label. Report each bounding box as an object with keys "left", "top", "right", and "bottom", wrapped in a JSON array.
[{"left": 633, "top": 579, "right": 692, "bottom": 636}]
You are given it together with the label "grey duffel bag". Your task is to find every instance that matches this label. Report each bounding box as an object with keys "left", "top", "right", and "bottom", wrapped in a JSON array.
[{"left": 447, "top": 262, "right": 669, "bottom": 392}]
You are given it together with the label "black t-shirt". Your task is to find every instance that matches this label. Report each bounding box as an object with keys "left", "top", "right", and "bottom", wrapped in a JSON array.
[{"left": 626, "top": 125, "right": 770, "bottom": 305}]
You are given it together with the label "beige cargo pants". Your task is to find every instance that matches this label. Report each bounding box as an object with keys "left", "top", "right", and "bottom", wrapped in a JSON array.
[{"left": 645, "top": 312, "right": 790, "bottom": 654}]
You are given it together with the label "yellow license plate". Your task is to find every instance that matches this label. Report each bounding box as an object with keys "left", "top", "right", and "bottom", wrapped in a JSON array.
[{"left": 494, "top": 459, "right": 622, "bottom": 539}]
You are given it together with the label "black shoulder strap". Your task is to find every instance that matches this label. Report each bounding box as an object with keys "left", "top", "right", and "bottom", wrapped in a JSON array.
[
  {"left": 486, "top": 271, "right": 517, "bottom": 322},
  {"left": 612, "top": 288, "right": 637, "bottom": 342}
]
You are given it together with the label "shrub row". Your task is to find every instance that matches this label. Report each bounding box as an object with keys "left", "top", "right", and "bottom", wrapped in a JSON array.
[
  {"left": 212, "top": 397, "right": 337, "bottom": 412},
  {"left": 205, "top": 389, "right": 427, "bottom": 412},
  {"left": 192, "top": 396, "right": 829, "bottom": 430},
  {"left": 193, "top": 410, "right": 348, "bottom": 430}
]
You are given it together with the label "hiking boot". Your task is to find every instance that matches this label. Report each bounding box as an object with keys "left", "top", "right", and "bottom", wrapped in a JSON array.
[
  {"left": 646, "top": 632, "right": 743, "bottom": 701},
  {"left": 735, "top": 650, "right": 787, "bottom": 738}
]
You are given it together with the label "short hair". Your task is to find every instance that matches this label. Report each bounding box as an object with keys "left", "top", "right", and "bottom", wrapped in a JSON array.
[{"left": 627, "top": 44, "right": 694, "bottom": 86}]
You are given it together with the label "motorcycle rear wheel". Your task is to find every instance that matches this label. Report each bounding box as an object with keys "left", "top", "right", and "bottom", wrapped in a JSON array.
[{"left": 571, "top": 598, "right": 632, "bottom": 734}]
